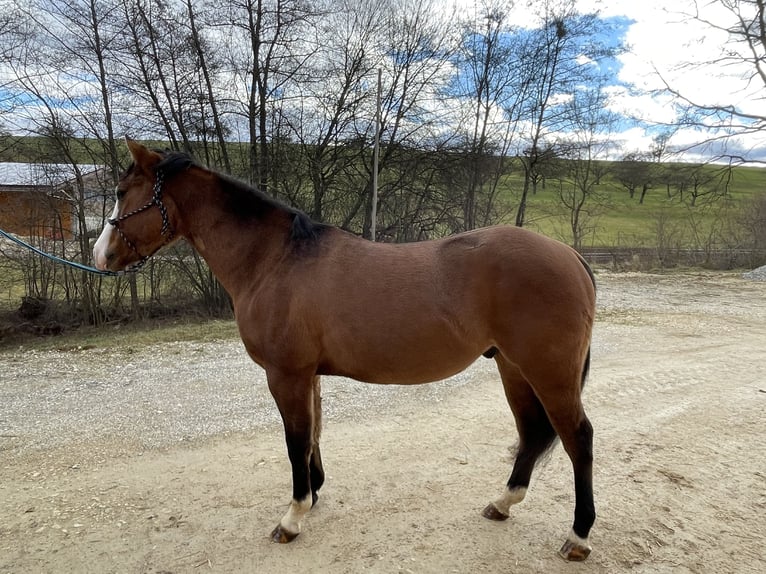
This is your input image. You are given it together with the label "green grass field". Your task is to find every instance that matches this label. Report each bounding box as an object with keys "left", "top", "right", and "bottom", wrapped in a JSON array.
[{"left": 496, "top": 164, "right": 766, "bottom": 248}]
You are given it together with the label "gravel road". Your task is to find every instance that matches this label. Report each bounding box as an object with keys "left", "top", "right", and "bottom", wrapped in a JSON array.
[{"left": 2, "top": 271, "right": 765, "bottom": 574}]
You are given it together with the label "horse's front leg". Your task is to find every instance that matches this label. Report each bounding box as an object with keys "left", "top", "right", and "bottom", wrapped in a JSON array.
[{"left": 267, "top": 369, "right": 318, "bottom": 543}]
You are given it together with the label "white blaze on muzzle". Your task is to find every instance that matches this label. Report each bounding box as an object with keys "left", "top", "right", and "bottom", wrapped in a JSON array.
[{"left": 93, "top": 202, "right": 120, "bottom": 270}]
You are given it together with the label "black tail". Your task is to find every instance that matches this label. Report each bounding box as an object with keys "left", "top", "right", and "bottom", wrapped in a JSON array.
[
  {"left": 575, "top": 252, "right": 595, "bottom": 391},
  {"left": 581, "top": 346, "right": 591, "bottom": 390}
]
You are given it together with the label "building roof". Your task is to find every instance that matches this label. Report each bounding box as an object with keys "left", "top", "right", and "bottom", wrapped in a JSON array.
[{"left": 0, "top": 162, "right": 104, "bottom": 188}]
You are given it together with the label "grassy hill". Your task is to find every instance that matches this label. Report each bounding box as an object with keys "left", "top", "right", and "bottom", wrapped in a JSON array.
[
  {"left": 497, "top": 163, "right": 766, "bottom": 250},
  {"left": 2, "top": 134, "right": 765, "bottom": 252}
]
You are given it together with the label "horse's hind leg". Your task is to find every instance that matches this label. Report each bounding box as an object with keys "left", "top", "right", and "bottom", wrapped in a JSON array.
[
  {"left": 524, "top": 359, "right": 595, "bottom": 561},
  {"left": 547, "top": 402, "right": 594, "bottom": 561},
  {"left": 483, "top": 357, "right": 558, "bottom": 521},
  {"left": 486, "top": 354, "right": 595, "bottom": 561}
]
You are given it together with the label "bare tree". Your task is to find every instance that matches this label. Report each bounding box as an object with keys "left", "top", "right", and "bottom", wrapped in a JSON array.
[
  {"left": 659, "top": 0, "right": 766, "bottom": 163},
  {"left": 7, "top": 0, "right": 121, "bottom": 180},
  {"left": 116, "top": 0, "right": 203, "bottom": 152},
  {"left": 360, "top": 0, "right": 459, "bottom": 237},
  {"left": 3, "top": 0, "right": 128, "bottom": 321},
  {"left": 279, "top": 0, "right": 382, "bottom": 222},
  {"left": 0, "top": 6, "right": 26, "bottom": 125},
  {"left": 184, "top": 0, "right": 232, "bottom": 171},
  {"left": 613, "top": 152, "right": 654, "bottom": 203},
  {"left": 670, "top": 163, "right": 732, "bottom": 207},
  {"left": 214, "top": 0, "right": 318, "bottom": 189},
  {"left": 738, "top": 192, "right": 766, "bottom": 264},
  {"left": 553, "top": 83, "right": 617, "bottom": 249},
  {"left": 454, "top": 0, "right": 528, "bottom": 231},
  {"left": 514, "top": 7, "right": 567, "bottom": 228},
  {"left": 279, "top": 0, "right": 458, "bottom": 239},
  {"left": 513, "top": 1, "right": 626, "bottom": 228}
]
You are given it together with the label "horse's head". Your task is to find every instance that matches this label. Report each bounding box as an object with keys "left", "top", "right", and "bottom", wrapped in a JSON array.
[{"left": 93, "top": 138, "right": 178, "bottom": 272}]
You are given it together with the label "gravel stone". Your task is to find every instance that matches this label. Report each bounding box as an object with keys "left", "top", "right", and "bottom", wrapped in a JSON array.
[
  {"left": 743, "top": 264, "right": 766, "bottom": 281},
  {"left": 0, "top": 338, "right": 493, "bottom": 461},
  {"left": 2, "top": 270, "right": 755, "bottom": 464}
]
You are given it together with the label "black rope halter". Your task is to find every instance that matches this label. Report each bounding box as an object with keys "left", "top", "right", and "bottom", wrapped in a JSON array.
[{"left": 107, "top": 169, "right": 175, "bottom": 271}]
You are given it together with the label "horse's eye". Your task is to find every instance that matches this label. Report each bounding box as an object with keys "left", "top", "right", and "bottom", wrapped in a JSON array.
[{"left": 115, "top": 186, "right": 126, "bottom": 201}]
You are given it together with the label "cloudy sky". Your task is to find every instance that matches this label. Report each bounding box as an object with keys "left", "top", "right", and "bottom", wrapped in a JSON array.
[
  {"left": 2, "top": 0, "right": 761, "bottom": 163},
  {"left": 583, "top": 0, "right": 765, "bottom": 160},
  {"left": 458, "top": 0, "right": 765, "bottom": 161}
]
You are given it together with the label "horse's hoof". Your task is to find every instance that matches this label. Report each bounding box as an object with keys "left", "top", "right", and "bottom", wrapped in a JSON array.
[
  {"left": 481, "top": 503, "right": 509, "bottom": 521},
  {"left": 270, "top": 525, "right": 299, "bottom": 544},
  {"left": 558, "top": 537, "right": 592, "bottom": 561}
]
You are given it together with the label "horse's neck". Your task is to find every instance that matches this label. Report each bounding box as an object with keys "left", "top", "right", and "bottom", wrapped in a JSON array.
[{"left": 172, "top": 180, "right": 291, "bottom": 300}]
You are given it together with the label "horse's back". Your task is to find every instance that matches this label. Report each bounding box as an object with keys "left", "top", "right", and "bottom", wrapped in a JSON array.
[{"left": 314, "top": 224, "right": 595, "bottom": 327}]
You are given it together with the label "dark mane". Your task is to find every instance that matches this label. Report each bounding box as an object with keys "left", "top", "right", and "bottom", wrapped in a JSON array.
[
  {"left": 157, "top": 150, "right": 327, "bottom": 244},
  {"left": 156, "top": 150, "right": 195, "bottom": 177}
]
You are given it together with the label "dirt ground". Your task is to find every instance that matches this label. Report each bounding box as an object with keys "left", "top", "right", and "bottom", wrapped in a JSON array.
[{"left": 1, "top": 272, "right": 765, "bottom": 574}]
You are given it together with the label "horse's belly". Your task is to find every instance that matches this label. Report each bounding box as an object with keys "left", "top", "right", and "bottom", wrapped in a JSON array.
[
  {"left": 313, "top": 273, "right": 494, "bottom": 384},
  {"left": 319, "top": 338, "right": 484, "bottom": 385}
]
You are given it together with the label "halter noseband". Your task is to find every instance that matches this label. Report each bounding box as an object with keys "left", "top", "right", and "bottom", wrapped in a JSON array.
[{"left": 107, "top": 169, "right": 175, "bottom": 271}]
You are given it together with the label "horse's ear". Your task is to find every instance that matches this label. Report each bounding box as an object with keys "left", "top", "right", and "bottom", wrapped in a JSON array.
[{"left": 124, "top": 136, "right": 161, "bottom": 170}]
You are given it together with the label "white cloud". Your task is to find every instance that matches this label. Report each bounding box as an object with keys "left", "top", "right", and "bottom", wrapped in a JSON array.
[
  {"left": 578, "top": 0, "right": 764, "bottom": 160},
  {"left": 3, "top": 0, "right": 761, "bottom": 163},
  {"left": 449, "top": 0, "right": 764, "bottom": 159}
]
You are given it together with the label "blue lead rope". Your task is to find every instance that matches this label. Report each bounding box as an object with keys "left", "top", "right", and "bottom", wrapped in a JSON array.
[{"left": 0, "top": 228, "right": 124, "bottom": 276}]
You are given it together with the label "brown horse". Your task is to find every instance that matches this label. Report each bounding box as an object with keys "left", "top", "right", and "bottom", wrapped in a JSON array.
[{"left": 94, "top": 139, "right": 597, "bottom": 561}]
